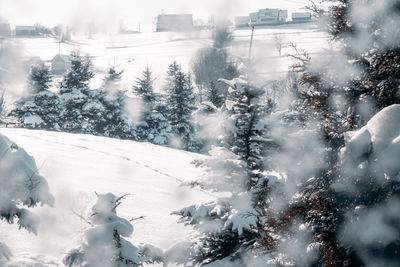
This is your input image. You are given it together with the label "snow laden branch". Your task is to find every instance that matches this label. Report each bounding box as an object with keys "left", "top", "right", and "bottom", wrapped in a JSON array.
[{"left": 0, "top": 133, "right": 54, "bottom": 261}]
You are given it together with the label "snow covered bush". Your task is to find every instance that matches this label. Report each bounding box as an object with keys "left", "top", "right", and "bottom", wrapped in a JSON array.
[
  {"left": 0, "top": 133, "right": 54, "bottom": 261},
  {"left": 173, "top": 77, "right": 280, "bottom": 265},
  {"left": 63, "top": 193, "right": 143, "bottom": 267},
  {"left": 10, "top": 90, "right": 60, "bottom": 130}
]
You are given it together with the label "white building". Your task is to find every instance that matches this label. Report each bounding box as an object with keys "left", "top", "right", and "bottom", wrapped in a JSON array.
[
  {"left": 51, "top": 54, "right": 71, "bottom": 74},
  {"left": 249, "top": 8, "right": 288, "bottom": 26},
  {"left": 292, "top": 12, "right": 312, "bottom": 22}
]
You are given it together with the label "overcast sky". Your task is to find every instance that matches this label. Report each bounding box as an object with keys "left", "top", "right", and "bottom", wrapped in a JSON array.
[{"left": 0, "top": 0, "right": 311, "bottom": 32}]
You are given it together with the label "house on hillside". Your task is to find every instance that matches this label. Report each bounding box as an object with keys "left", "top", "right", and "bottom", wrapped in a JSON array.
[
  {"left": 292, "top": 12, "right": 312, "bottom": 22},
  {"left": 0, "top": 23, "right": 11, "bottom": 37},
  {"left": 15, "top": 25, "right": 37, "bottom": 36},
  {"left": 156, "top": 14, "right": 194, "bottom": 32},
  {"left": 51, "top": 54, "right": 71, "bottom": 74},
  {"left": 249, "top": 8, "right": 288, "bottom": 26}
]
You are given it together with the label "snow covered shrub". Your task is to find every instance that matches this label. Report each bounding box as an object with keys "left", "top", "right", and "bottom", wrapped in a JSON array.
[
  {"left": 173, "top": 77, "right": 280, "bottom": 265},
  {"left": 10, "top": 90, "right": 60, "bottom": 130},
  {"left": 63, "top": 193, "right": 143, "bottom": 267},
  {"left": 0, "top": 133, "right": 54, "bottom": 260},
  {"left": 164, "top": 62, "right": 200, "bottom": 151}
]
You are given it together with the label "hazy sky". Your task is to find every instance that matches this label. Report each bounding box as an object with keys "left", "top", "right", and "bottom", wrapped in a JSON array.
[{"left": 0, "top": 0, "right": 311, "bottom": 32}]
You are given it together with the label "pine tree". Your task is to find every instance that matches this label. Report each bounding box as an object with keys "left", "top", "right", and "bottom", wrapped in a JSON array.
[
  {"left": 132, "top": 67, "right": 156, "bottom": 104},
  {"left": 165, "top": 62, "right": 199, "bottom": 151},
  {"left": 206, "top": 80, "right": 224, "bottom": 108},
  {"left": 173, "top": 77, "right": 278, "bottom": 265},
  {"left": 60, "top": 50, "right": 94, "bottom": 94},
  {"left": 59, "top": 50, "right": 94, "bottom": 132},
  {"left": 10, "top": 64, "right": 59, "bottom": 130},
  {"left": 132, "top": 67, "right": 171, "bottom": 144},
  {"left": 28, "top": 63, "right": 52, "bottom": 94}
]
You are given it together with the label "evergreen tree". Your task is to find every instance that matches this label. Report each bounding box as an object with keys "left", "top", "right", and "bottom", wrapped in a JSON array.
[
  {"left": 132, "top": 67, "right": 156, "bottom": 104},
  {"left": 132, "top": 67, "right": 171, "bottom": 144},
  {"left": 60, "top": 50, "right": 94, "bottom": 94},
  {"left": 255, "top": 1, "right": 400, "bottom": 266},
  {"left": 10, "top": 64, "right": 59, "bottom": 130},
  {"left": 173, "top": 77, "right": 278, "bottom": 265},
  {"left": 165, "top": 62, "right": 199, "bottom": 151},
  {"left": 104, "top": 65, "right": 124, "bottom": 91},
  {"left": 206, "top": 80, "right": 224, "bottom": 108},
  {"left": 28, "top": 63, "right": 52, "bottom": 94},
  {"left": 59, "top": 50, "right": 94, "bottom": 132}
]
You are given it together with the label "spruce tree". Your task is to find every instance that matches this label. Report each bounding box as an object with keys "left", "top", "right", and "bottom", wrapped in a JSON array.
[
  {"left": 165, "top": 62, "right": 198, "bottom": 151},
  {"left": 59, "top": 51, "right": 93, "bottom": 94},
  {"left": 59, "top": 50, "right": 94, "bottom": 132},
  {"left": 28, "top": 63, "right": 52, "bottom": 94},
  {"left": 132, "top": 67, "right": 171, "bottom": 144},
  {"left": 255, "top": 1, "right": 400, "bottom": 266},
  {"left": 10, "top": 64, "right": 59, "bottom": 130},
  {"left": 173, "top": 77, "right": 278, "bottom": 265}
]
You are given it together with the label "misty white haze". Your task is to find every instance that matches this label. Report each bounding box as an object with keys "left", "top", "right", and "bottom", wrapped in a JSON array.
[{"left": 0, "top": 0, "right": 399, "bottom": 266}]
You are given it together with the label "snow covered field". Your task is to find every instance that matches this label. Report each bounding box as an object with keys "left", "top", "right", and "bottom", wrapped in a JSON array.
[
  {"left": 0, "top": 128, "right": 213, "bottom": 266},
  {"left": 14, "top": 22, "right": 328, "bottom": 92}
]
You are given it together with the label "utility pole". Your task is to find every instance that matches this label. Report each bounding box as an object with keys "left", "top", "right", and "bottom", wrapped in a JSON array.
[{"left": 248, "top": 25, "right": 255, "bottom": 63}]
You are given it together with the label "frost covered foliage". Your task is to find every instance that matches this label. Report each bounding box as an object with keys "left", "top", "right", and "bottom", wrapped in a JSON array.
[
  {"left": 164, "top": 62, "right": 199, "bottom": 151},
  {"left": 173, "top": 77, "right": 280, "bottom": 265},
  {"left": 10, "top": 90, "right": 60, "bottom": 129},
  {"left": 63, "top": 193, "right": 144, "bottom": 267},
  {"left": 132, "top": 67, "right": 171, "bottom": 145},
  {"left": 0, "top": 133, "right": 54, "bottom": 261},
  {"left": 334, "top": 104, "right": 400, "bottom": 266},
  {"left": 300, "top": 0, "right": 400, "bottom": 128},
  {"left": 253, "top": 1, "right": 400, "bottom": 265}
]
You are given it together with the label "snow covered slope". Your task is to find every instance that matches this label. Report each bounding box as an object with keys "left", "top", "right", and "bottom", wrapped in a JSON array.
[
  {"left": 14, "top": 23, "right": 327, "bottom": 92},
  {"left": 0, "top": 128, "right": 213, "bottom": 266}
]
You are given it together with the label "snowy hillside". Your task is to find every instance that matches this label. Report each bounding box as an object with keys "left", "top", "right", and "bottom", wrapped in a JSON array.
[
  {"left": 14, "top": 23, "right": 327, "bottom": 92},
  {"left": 0, "top": 128, "right": 213, "bottom": 266}
]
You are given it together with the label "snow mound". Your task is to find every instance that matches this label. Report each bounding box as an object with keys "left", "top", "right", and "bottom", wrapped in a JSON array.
[{"left": 343, "top": 104, "right": 400, "bottom": 177}]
